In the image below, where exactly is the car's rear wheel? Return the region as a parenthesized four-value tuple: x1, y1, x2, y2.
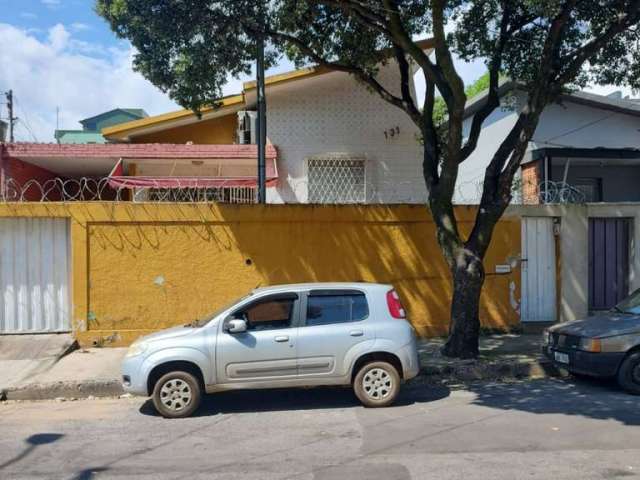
(353, 361, 401, 407)
(617, 351, 640, 395)
(152, 371, 202, 418)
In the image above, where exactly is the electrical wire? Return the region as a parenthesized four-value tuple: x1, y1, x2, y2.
(14, 95, 38, 142)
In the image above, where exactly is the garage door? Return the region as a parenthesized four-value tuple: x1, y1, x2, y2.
(0, 218, 71, 333)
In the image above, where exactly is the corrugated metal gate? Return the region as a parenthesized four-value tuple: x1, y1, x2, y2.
(0, 218, 71, 333)
(589, 218, 630, 311)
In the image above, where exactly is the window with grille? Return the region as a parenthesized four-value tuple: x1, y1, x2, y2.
(307, 156, 366, 204)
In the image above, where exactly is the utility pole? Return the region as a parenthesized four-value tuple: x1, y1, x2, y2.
(256, 2, 267, 204)
(5, 90, 17, 143)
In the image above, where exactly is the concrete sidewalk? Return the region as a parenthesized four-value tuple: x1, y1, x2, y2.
(1, 334, 556, 401)
(2, 347, 128, 401)
(0, 334, 75, 393)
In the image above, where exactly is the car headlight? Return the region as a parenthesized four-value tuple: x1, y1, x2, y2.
(125, 340, 149, 358)
(579, 337, 601, 353)
(543, 329, 550, 346)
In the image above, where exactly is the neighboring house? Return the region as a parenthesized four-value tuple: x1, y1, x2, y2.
(55, 108, 148, 144)
(456, 81, 640, 204)
(102, 40, 433, 204)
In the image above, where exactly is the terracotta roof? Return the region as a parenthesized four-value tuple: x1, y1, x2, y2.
(4, 142, 277, 159)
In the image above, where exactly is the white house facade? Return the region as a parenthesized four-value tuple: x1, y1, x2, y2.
(457, 84, 640, 204)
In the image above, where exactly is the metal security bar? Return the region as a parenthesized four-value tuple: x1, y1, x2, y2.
(307, 156, 366, 204)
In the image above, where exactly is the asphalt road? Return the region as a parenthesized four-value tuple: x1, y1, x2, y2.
(1, 377, 639, 480)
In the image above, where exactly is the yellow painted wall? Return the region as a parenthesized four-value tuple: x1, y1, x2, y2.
(0, 203, 522, 347)
(132, 113, 237, 144)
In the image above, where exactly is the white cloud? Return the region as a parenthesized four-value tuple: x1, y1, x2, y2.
(71, 22, 91, 32)
(41, 0, 61, 7)
(20, 12, 38, 20)
(0, 23, 179, 142)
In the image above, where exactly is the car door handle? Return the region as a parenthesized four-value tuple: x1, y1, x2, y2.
(349, 330, 364, 337)
(274, 335, 289, 342)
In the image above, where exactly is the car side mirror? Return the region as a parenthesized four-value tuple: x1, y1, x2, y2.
(225, 318, 247, 334)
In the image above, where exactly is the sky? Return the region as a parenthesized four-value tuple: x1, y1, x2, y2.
(0, 0, 633, 143)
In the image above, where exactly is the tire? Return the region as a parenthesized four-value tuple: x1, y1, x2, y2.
(353, 361, 401, 408)
(617, 351, 640, 395)
(152, 371, 202, 418)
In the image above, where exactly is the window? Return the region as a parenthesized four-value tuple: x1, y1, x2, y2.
(573, 177, 602, 202)
(236, 296, 296, 331)
(307, 155, 366, 204)
(305, 292, 369, 327)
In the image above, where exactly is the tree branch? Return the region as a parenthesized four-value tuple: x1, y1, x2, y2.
(460, 3, 513, 162)
(556, 1, 640, 85)
(393, 43, 421, 123)
(265, 29, 423, 126)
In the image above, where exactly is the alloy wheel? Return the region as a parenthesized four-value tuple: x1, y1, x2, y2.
(362, 367, 393, 400)
(159, 378, 192, 412)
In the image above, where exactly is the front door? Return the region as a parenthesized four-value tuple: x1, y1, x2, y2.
(296, 289, 373, 378)
(216, 293, 299, 382)
(521, 217, 557, 322)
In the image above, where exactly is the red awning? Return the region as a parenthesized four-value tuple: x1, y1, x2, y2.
(107, 157, 278, 189)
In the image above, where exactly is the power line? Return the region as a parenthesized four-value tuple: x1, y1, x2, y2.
(14, 96, 38, 142)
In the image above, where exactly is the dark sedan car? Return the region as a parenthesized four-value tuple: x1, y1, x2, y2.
(543, 289, 640, 394)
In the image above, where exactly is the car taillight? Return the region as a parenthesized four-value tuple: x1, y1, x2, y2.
(386, 289, 406, 319)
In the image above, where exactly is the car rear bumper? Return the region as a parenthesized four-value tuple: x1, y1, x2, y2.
(543, 345, 626, 377)
(396, 340, 420, 380)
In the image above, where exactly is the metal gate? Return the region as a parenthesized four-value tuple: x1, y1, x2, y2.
(589, 218, 630, 311)
(0, 218, 71, 333)
(521, 217, 557, 322)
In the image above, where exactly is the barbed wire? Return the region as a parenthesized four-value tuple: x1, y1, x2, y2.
(4, 176, 583, 205)
(538, 180, 586, 204)
(0, 176, 431, 204)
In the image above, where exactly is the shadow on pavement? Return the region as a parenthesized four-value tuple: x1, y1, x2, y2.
(139, 382, 451, 418)
(0, 433, 64, 472)
(468, 376, 640, 426)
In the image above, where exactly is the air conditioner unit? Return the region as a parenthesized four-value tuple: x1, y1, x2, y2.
(237, 111, 257, 144)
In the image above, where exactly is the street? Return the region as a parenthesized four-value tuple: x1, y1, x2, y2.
(1, 378, 639, 480)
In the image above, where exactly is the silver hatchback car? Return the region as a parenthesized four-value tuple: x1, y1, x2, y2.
(122, 283, 420, 418)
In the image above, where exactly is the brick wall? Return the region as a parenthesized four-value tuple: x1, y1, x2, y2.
(521, 161, 541, 205)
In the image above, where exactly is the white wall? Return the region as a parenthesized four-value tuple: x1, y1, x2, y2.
(456, 91, 640, 204)
(264, 66, 426, 204)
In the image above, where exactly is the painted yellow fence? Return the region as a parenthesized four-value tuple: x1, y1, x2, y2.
(0, 203, 522, 346)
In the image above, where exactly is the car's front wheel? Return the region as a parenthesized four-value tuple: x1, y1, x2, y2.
(353, 361, 401, 407)
(617, 351, 640, 395)
(152, 371, 202, 418)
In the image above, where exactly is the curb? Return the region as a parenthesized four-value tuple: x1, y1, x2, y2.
(1, 358, 563, 402)
(416, 356, 564, 384)
(3, 380, 124, 401)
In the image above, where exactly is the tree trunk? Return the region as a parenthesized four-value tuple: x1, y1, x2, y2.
(441, 249, 485, 359)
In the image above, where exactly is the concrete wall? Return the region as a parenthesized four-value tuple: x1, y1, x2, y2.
(132, 114, 237, 144)
(0, 203, 521, 346)
(264, 67, 426, 204)
(508, 203, 640, 323)
(458, 91, 640, 203)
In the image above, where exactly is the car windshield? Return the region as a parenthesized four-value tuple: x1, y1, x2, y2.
(189, 293, 252, 327)
(614, 289, 640, 315)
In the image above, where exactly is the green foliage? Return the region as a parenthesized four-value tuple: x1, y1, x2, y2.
(432, 71, 493, 125)
(96, 1, 640, 116)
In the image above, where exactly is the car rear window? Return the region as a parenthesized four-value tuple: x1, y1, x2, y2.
(305, 292, 368, 326)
